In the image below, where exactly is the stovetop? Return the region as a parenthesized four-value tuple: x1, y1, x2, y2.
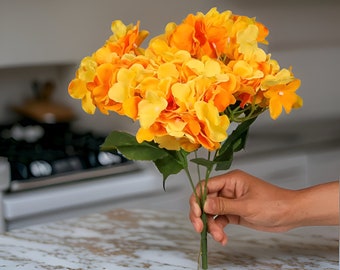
(0, 120, 139, 192)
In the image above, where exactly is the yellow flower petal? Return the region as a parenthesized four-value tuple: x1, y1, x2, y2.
(172, 83, 194, 110)
(158, 62, 179, 80)
(154, 135, 181, 151)
(81, 92, 97, 114)
(109, 82, 126, 102)
(109, 65, 143, 102)
(77, 56, 97, 82)
(233, 60, 263, 79)
(185, 59, 205, 75)
(122, 96, 141, 120)
(165, 119, 186, 137)
(233, 60, 253, 77)
(68, 79, 87, 99)
(195, 101, 229, 142)
(268, 98, 283, 120)
(261, 68, 294, 89)
(136, 127, 154, 143)
(237, 25, 266, 62)
(138, 91, 168, 128)
(203, 58, 221, 77)
(111, 20, 128, 39)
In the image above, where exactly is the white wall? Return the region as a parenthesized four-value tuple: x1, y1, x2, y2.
(0, 0, 339, 134)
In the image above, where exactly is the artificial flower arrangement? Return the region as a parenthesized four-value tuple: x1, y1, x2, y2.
(68, 8, 302, 269)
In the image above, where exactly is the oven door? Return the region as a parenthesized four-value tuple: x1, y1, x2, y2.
(1, 163, 171, 232)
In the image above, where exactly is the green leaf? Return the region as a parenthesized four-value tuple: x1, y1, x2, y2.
(154, 156, 184, 190)
(190, 158, 215, 171)
(232, 127, 251, 152)
(213, 145, 233, 171)
(215, 157, 233, 171)
(116, 145, 168, 160)
(154, 150, 189, 190)
(101, 131, 168, 161)
(219, 117, 256, 156)
(101, 131, 138, 149)
(213, 117, 256, 170)
(101, 131, 190, 189)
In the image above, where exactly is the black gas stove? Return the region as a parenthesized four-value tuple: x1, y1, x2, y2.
(0, 120, 139, 192)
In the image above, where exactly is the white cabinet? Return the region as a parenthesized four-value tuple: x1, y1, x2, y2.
(0, 0, 221, 67)
(0, 1, 113, 67)
(2, 0, 338, 68)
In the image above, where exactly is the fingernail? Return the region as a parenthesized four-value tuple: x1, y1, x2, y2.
(204, 198, 212, 212)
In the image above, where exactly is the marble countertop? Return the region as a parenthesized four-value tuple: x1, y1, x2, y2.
(0, 208, 338, 269)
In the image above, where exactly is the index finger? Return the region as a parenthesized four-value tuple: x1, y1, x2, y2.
(205, 170, 243, 198)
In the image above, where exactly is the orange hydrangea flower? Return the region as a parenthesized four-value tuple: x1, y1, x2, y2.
(69, 8, 302, 152)
(68, 20, 150, 115)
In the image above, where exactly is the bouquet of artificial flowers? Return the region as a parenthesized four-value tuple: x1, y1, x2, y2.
(69, 8, 302, 269)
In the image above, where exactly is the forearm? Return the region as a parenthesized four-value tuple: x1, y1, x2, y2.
(290, 181, 339, 228)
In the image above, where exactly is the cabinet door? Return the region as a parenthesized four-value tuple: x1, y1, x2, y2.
(0, 2, 113, 67)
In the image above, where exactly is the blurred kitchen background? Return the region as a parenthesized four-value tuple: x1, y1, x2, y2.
(0, 0, 339, 232)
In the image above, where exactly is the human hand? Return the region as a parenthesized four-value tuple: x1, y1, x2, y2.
(189, 170, 297, 246)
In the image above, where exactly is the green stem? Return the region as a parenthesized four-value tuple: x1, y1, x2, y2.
(195, 151, 202, 184)
(185, 150, 213, 269)
(184, 166, 208, 270)
(229, 105, 266, 123)
(184, 167, 199, 204)
(199, 154, 213, 270)
(200, 211, 208, 269)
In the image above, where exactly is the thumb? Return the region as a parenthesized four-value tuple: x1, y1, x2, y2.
(204, 197, 241, 216)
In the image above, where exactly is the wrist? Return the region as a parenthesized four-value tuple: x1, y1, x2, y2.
(290, 181, 339, 228)
(278, 189, 302, 230)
